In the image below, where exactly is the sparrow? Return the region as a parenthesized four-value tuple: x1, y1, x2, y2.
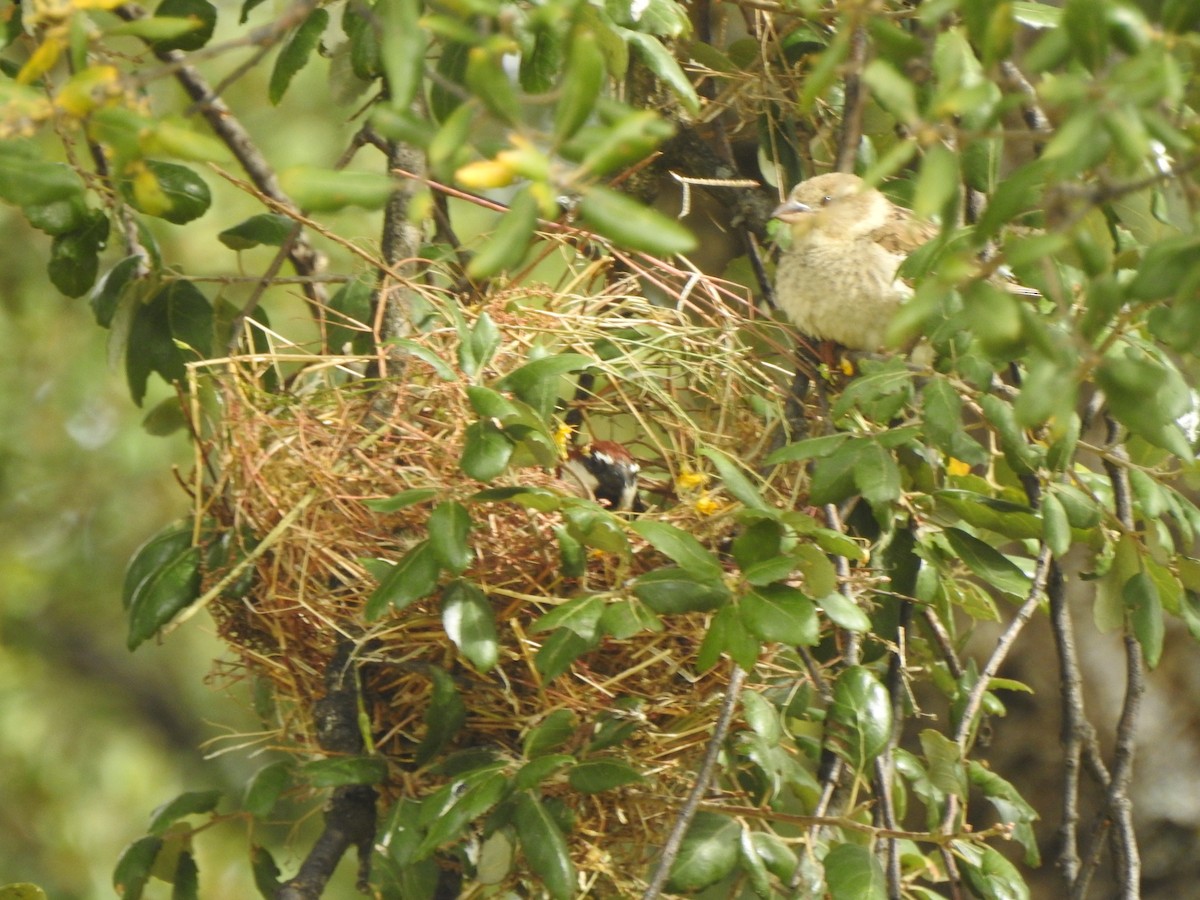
(559, 441, 641, 511)
(771, 172, 937, 352)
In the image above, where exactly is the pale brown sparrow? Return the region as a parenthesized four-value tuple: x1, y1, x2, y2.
(772, 172, 937, 352)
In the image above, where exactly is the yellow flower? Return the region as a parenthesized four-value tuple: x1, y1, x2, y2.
(676, 467, 709, 492)
(947, 458, 971, 477)
(553, 422, 575, 459)
(694, 493, 720, 516)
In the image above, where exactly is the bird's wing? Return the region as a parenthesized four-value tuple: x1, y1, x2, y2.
(869, 207, 938, 254)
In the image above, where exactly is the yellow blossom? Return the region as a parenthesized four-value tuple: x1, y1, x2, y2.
(553, 422, 575, 459)
(947, 458, 971, 477)
(676, 467, 709, 491)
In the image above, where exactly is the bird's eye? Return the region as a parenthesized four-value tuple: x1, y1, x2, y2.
(821, 195, 833, 205)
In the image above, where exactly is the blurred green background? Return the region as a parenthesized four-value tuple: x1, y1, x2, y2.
(0, 31, 378, 891)
(0, 202, 260, 896)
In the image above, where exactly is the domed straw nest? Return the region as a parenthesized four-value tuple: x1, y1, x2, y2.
(191, 270, 811, 894)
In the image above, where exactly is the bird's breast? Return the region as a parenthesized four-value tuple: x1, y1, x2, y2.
(774, 238, 908, 350)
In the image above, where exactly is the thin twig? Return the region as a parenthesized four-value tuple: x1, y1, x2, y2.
(642, 664, 746, 900)
(113, 3, 328, 316)
(835, 23, 869, 174)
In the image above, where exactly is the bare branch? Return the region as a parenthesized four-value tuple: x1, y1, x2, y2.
(642, 664, 746, 900)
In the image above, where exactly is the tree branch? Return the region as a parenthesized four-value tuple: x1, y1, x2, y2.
(277, 642, 378, 900)
(642, 664, 746, 900)
(114, 3, 328, 316)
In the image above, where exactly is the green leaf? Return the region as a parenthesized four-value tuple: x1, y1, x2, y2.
(913, 143, 959, 221)
(465, 45, 521, 123)
(578, 185, 697, 256)
(959, 845, 1031, 900)
(279, 166, 396, 212)
(1128, 235, 1200, 301)
(853, 441, 902, 507)
(979, 393, 1041, 474)
(863, 58, 919, 124)
(415, 768, 509, 859)
(1041, 491, 1071, 559)
(90, 255, 145, 328)
(1097, 349, 1193, 458)
(574, 107, 675, 176)
(0, 144, 87, 230)
(523, 709, 578, 758)
(379, 0, 425, 110)
(461, 420, 515, 482)
(535, 628, 593, 681)
(113, 836, 163, 900)
(944, 527, 1032, 598)
(269, 8, 328, 104)
(470, 312, 502, 373)
(148, 790, 222, 835)
(1063, 0, 1108, 71)
(530, 594, 605, 640)
(808, 442, 865, 506)
(124, 161, 212, 224)
(969, 761, 1041, 866)
(741, 690, 781, 743)
(923, 378, 988, 466)
(250, 845, 281, 898)
(697, 604, 759, 671)
(390, 338, 457, 380)
(126, 543, 201, 650)
(141, 119, 229, 163)
(555, 28, 606, 141)
(415, 667, 466, 766)
(567, 758, 643, 793)
(700, 447, 767, 509)
(740, 584, 819, 646)
(514, 793, 575, 900)
(123, 520, 194, 610)
(301, 756, 388, 787)
(243, 761, 293, 818)
(442, 580, 499, 672)
(825, 843, 887, 900)
(514, 754, 575, 791)
(622, 30, 700, 114)
(936, 490, 1042, 541)
(746, 831, 797, 884)
(364, 539, 440, 620)
(665, 812, 740, 892)
(218, 214, 295, 250)
(497, 352, 593, 419)
(0, 885, 48, 900)
(1125, 571, 1164, 669)
(819, 591, 872, 632)
(630, 520, 722, 580)
(564, 507, 629, 555)
(151, 0, 216, 52)
(48, 209, 109, 297)
(428, 502, 473, 574)
(632, 567, 729, 614)
(362, 488, 438, 512)
(732, 518, 784, 570)
(520, 20, 562, 93)
(598, 597, 662, 638)
(828, 666, 892, 771)
(327, 276, 374, 354)
(466, 187, 538, 280)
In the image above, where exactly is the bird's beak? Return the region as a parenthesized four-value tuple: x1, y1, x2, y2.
(771, 199, 812, 222)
